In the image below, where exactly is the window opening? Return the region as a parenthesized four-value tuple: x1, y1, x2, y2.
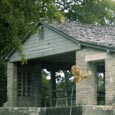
(17, 72, 31, 97)
(41, 69, 51, 107)
(54, 70, 75, 107)
(96, 62, 105, 105)
(41, 69, 75, 107)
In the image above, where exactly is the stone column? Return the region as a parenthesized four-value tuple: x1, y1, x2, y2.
(75, 49, 101, 105)
(7, 62, 17, 107)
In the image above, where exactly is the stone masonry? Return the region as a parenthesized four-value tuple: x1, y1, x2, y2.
(0, 106, 114, 115)
(6, 63, 42, 107)
(6, 47, 115, 107)
(105, 53, 115, 105)
(7, 62, 17, 107)
(75, 47, 115, 105)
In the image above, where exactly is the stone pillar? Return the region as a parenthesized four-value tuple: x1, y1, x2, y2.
(75, 48, 103, 105)
(7, 62, 17, 107)
(105, 54, 115, 105)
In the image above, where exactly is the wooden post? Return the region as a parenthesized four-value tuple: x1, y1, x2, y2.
(51, 70, 56, 106)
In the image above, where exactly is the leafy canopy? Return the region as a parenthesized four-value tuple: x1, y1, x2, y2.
(0, 0, 64, 61)
(0, 0, 64, 106)
(56, 0, 115, 25)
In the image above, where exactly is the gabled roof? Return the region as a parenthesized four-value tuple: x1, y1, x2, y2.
(41, 21, 115, 52)
(1, 21, 115, 63)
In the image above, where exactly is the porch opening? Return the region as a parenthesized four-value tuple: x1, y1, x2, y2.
(38, 51, 76, 107)
(16, 51, 76, 107)
(41, 69, 76, 107)
(96, 61, 105, 105)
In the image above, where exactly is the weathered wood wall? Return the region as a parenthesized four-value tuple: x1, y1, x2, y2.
(9, 27, 79, 62)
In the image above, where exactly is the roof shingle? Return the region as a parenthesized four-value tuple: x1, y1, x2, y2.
(49, 22, 115, 49)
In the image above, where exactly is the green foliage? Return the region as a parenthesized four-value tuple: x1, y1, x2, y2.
(0, 0, 64, 61)
(0, 63, 7, 106)
(56, 70, 75, 106)
(97, 73, 105, 92)
(56, 70, 74, 91)
(41, 70, 51, 107)
(56, 0, 115, 25)
(0, 0, 63, 106)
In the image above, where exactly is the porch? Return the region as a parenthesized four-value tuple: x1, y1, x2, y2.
(7, 51, 76, 107)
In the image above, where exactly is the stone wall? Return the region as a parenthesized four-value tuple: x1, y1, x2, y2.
(0, 107, 46, 115)
(82, 105, 113, 115)
(0, 106, 114, 115)
(7, 47, 115, 107)
(6, 63, 42, 107)
(105, 53, 115, 105)
(75, 47, 115, 105)
(17, 65, 42, 107)
(7, 63, 17, 107)
(76, 48, 105, 105)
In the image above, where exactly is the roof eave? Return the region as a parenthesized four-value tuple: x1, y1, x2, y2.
(80, 41, 115, 53)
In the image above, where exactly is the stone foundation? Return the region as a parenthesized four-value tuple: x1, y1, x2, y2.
(0, 106, 114, 115)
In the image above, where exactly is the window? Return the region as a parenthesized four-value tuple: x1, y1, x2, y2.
(96, 62, 105, 105)
(17, 72, 31, 97)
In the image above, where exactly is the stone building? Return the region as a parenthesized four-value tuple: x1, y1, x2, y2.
(4, 21, 115, 107)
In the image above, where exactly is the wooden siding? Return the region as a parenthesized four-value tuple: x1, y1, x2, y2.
(9, 27, 80, 62)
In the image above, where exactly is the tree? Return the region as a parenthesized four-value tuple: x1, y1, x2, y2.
(0, 63, 7, 106)
(0, 0, 64, 61)
(56, 0, 115, 25)
(0, 0, 64, 106)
